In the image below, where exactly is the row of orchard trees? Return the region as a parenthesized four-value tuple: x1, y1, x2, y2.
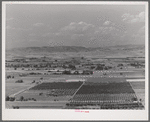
(62, 70, 93, 75)
(6, 96, 36, 101)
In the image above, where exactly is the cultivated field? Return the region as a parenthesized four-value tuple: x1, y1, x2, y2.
(5, 52, 145, 109)
(66, 80, 144, 109)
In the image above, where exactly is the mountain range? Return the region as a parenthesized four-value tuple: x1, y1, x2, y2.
(6, 45, 145, 57)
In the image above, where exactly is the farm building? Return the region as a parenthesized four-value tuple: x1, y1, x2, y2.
(66, 79, 86, 82)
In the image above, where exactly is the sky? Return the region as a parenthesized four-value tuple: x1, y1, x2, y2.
(6, 3, 146, 49)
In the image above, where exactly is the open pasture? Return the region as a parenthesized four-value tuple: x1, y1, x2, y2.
(109, 71, 144, 77)
(130, 82, 145, 89)
(93, 70, 144, 78)
(29, 81, 83, 90)
(6, 76, 41, 84)
(6, 101, 66, 109)
(6, 83, 30, 96)
(6, 76, 42, 94)
(6, 73, 49, 97)
(15, 91, 71, 101)
(130, 81, 145, 106)
(85, 77, 126, 83)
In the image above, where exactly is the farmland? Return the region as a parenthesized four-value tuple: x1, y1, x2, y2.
(76, 82, 135, 94)
(29, 82, 83, 90)
(5, 46, 145, 109)
(14, 82, 83, 101)
(66, 81, 144, 109)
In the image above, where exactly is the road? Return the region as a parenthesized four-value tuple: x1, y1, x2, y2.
(72, 81, 85, 97)
(9, 83, 41, 98)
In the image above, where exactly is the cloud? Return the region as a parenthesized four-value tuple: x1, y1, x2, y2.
(71, 34, 84, 40)
(6, 26, 32, 31)
(33, 23, 44, 27)
(60, 21, 95, 34)
(103, 21, 111, 25)
(47, 40, 65, 46)
(97, 26, 119, 34)
(41, 21, 129, 47)
(43, 22, 97, 39)
(46, 21, 122, 40)
(122, 11, 145, 23)
(42, 32, 62, 37)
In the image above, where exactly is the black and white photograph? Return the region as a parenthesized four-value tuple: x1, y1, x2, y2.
(2, 1, 149, 120)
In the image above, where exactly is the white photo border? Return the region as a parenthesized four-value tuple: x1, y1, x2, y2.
(2, 1, 149, 120)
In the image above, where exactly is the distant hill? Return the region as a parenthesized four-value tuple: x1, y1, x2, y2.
(7, 46, 95, 54)
(6, 45, 145, 58)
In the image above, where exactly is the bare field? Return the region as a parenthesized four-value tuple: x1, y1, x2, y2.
(6, 83, 30, 96)
(6, 101, 67, 109)
(130, 82, 145, 106)
(15, 91, 71, 101)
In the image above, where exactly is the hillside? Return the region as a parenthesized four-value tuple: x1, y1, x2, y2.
(6, 45, 145, 58)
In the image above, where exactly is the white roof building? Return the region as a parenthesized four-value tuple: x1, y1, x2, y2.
(66, 79, 86, 82)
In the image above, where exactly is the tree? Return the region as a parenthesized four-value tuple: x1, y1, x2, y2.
(69, 64, 76, 70)
(66, 103, 69, 106)
(20, 96, 24, 101)
(15, 79, 23, 83)
(96, 65, 103, 70)
(117, 64, 123, 67)
(7, 75, 11, 79)
(13, 106, 19, 109)
(90, 66, 95, 69)
(6, 96, 9, 101)
(39, 93, 43, 96)
(62, 65, 67, 69)
(132, 97, 137, 101)
(83, 70, 93, 75)
(74, 71, 79, 75)
(104, 67, 108, 70)
(63, 70, 71, 75)
(9, 97, 15, 101)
